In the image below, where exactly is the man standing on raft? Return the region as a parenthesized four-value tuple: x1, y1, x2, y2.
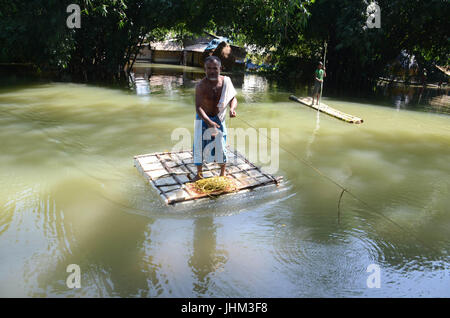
(311, 61, 326, 105)
(193, 56, 238, 181)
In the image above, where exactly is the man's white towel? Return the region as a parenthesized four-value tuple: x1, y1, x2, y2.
(217, 76, 237, 122)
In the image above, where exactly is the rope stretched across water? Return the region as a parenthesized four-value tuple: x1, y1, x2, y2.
(232, 115, 445, 253)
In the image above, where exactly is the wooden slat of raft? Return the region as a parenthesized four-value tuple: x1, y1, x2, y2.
(289, 95, 364, 124)
(233, 149, 280, 185)
(134, 149, 283, 205)
(156, 152, 193, 203)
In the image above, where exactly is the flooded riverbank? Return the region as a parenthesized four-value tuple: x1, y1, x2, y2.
(0, 64, 449, 297)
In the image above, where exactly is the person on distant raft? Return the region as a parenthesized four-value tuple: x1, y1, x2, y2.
(193, 56, 238, 181)
(311, 61, 326, 105)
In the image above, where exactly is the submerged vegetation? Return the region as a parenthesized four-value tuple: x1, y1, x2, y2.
(1, 0, 448, 87)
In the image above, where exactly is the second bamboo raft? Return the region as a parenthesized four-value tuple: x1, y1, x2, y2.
(289, 95, 364, 124)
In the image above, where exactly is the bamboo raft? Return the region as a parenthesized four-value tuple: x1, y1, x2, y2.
(134, 148, 283, 205)
(435, 65, 450, 77)
(289, 95, 364, 124)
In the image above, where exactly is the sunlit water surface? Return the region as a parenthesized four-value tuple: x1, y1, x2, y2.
(0, 64, 449, 297)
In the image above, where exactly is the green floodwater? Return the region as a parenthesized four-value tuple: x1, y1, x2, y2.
(0, 64, 449, 297)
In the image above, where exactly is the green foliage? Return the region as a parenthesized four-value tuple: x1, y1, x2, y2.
(0, 0, 208, 81)
(0, 0, 74, 68)
(378, 0, 449, 65)
(67, 0, 195, 81)
(265, 0, 449, 88)
(0, 0, 447, 86)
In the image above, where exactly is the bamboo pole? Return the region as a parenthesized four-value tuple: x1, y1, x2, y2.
(319, 41, 327, 106)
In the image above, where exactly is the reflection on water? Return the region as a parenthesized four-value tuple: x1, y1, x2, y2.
(374, 80, 449, 114)
(130, 63, 204, 97)
(131, 63, 449, 114)
(130, 64, 276, 104)
(241, 75, 269, 103)
(189, 217, 227, 296)
(0, 64, 449, 297)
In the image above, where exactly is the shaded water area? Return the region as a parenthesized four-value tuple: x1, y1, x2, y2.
(0, 64, 449, 297)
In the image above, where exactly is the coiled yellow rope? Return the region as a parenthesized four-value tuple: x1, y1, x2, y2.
(190, 176, 238, 194)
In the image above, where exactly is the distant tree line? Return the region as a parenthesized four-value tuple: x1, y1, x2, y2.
(0, 0, 448, 87)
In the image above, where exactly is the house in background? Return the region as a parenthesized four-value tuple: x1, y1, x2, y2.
(183, 34, 247, 71)
(183, 43, 209, 67)
(134, 44, 152, 62)
(135, 33, 247, 71)
(150, 40, 183, 64)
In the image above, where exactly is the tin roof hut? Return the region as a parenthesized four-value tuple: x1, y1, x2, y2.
(139, 33, 247, 70)
(183, 42, 209, 67)
(150, 40, 183, 64)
